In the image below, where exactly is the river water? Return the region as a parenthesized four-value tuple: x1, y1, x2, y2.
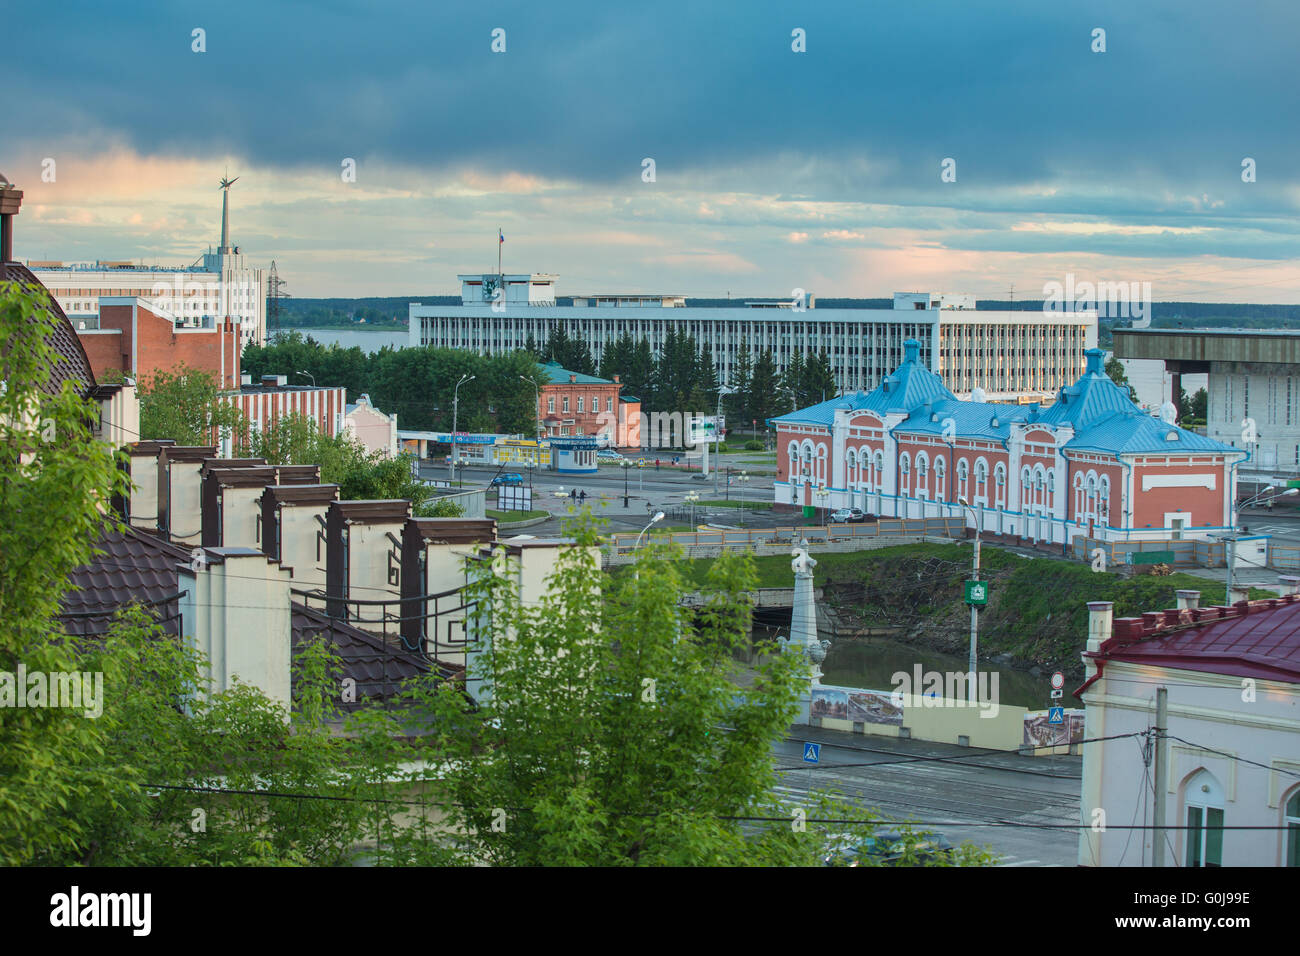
(282, 329, 409, 353)
(819, 637, 1052, 711)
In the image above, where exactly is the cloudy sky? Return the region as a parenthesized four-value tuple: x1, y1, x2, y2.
(5, 0, 1299, 300)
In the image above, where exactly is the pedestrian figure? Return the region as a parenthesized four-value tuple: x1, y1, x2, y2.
(579, 489, 587, 503)
(570, 488, 577, 501)
(655, 458, 660, 470)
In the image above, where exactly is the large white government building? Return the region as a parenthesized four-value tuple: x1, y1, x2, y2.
(410, 274, 1097, 402)
(27, 179, 266, 346)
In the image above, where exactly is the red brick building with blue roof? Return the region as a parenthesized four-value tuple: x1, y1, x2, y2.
(770, 339, 1247, 545)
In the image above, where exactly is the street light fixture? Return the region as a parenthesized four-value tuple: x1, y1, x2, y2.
(635, 511, 665, 551)
(620, 458, 632, 508)
(957, 495, 981, 707)
(814, 485, 829, 526)
(684, 490, 700, 529)
(737, 471, 750, 526)
(451, 373, 475, 484)
(713, 383, 734, 496)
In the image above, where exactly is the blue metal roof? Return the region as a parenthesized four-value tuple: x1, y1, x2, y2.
(1067, 413, 1243, 456)
(895, 399, 1036, 441)
(770, 341, 1241, 459)
(768, 338, 953, 428)
(1037, 349, 1138, 428)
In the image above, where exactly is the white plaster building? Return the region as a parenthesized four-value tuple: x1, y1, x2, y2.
(411, 273, 1097, 403)
(1077, 589, 1300, 867)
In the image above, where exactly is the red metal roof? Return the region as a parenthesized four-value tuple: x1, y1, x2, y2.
(1091, 596, 1300, 683)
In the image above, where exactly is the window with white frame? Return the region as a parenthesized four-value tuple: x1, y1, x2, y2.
(934, 457, 946, 499)
(957, 458, 969, 500)
(1184, 769, 1225, 867)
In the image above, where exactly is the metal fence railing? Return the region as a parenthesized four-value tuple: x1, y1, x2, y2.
(607, 515, 965, 555)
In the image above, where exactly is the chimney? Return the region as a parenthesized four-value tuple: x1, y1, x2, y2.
(260, 483, 339, 588)
(569, 374, 577, 384)
(1229, 584, 1252, 605)
(1175, 589, 1200, 611)
(613, 375, 621, 384)
(1086, 601, 1113, 653)
(157, 445, 219, 543)
(201, 465, 279, 548)
(0, 181, 22, 262)
(324, 499, 412, 622)
(399, 517, 498, 660)
(241, 373, 252, 386)
(1277, 575, 1300, 597)
(124, 440, 175, 531)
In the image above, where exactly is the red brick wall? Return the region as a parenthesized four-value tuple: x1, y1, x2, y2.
(1131, 459, 1227, 530)
(82, 302, 240, 387)
(540, 381, 624, 437)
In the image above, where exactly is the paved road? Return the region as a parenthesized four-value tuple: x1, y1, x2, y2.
(769, 725, 1083, 867)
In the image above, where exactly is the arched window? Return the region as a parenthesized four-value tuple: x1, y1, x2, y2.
(1047, 470, 1056, 511)
(934, 457, 946, 500)
(975, 459, 988, 502)
(788, 441, 799, 478)
(861, 446, 875, 490)
(846, 449, 857, 487)
(899, 453, 911, 496)
(1285, 788, 1300, 867)
(957, 458, 969, 500)
(916, 452, 929, 499)
(994, 463, 1007, 508)
(816, 444, 828, 484)
(1184, 769, 1225, 867)
(1074, 473, 1085, 518)
(1098, 475, 1110, 522)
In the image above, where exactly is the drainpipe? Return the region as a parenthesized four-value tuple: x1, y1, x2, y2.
(1061, 449, 1072, 557)
(1119, 456, 1134, 543)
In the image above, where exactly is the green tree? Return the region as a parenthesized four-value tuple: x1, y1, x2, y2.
(727, 344, 753, 431)
(0, 281, 134, 864)
(750, 348, 783, 424)
(783, 351, 806, 406)
(804, 351, 837, 406)
(1104, 356, 1139, 403)
(407, 511, 996, 866)
(136, 364, 247, 447)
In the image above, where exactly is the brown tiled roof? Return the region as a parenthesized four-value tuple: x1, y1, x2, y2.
(1, 261, 97, 396)
(60, 523, 191, 637)
(60, 521, 440, 704)
(291, 603, 438, 708)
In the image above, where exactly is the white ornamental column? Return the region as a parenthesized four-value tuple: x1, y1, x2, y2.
(785, 542, 828, 724)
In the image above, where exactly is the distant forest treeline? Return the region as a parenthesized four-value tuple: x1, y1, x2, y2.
(270, 295, 1300, 338)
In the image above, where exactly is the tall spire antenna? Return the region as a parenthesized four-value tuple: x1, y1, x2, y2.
(218, 174, 239, 254)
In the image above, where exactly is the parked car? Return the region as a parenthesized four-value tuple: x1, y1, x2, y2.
(490, 473, 524, 486)
(822, 829, 955, 866)
(847, 508, 867, 522)
(829, 508, 855, 523)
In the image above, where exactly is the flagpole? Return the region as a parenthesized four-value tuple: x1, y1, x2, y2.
(498, 226, 502, 278)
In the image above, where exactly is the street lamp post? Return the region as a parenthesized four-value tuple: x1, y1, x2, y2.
(958, 496, 981, 707)
(637, 458, 645, 494)
(737, 471, 749, 526)
(814, 485, 829, 526)
(1225, 485, 1297, 600)
(295, 370, 315, 387)
(684, 491, 700, 529)
(451, 373, 475, 485)
(621, 459, 631, 508)
(714, 384, 733, 496)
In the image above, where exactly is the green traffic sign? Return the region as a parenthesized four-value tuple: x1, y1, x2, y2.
(964, 580, 988, 605)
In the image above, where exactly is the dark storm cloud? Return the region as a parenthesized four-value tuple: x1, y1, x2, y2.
(7, 0, 1298, 195)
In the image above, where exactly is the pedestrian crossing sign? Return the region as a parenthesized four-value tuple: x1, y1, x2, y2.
(1048, 706, 1065, 724)
(803, 743, 820, 763)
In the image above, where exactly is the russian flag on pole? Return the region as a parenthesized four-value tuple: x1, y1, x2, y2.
(499, 229, 505, 244)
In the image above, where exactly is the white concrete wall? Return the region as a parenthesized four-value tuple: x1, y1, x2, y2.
(1080, 660, 1300, 867)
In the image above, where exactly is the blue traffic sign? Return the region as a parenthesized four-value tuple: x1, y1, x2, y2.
(1048, 706, 1065, 724)
(802, 742, 821, 764)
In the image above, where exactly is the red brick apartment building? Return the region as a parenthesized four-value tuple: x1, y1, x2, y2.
(76, 296, 243, 387)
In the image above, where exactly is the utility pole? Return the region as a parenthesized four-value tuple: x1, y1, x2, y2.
(1152, 686, 1169, 867)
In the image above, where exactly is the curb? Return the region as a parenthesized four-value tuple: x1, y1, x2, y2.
(493, 514, 552, 530)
